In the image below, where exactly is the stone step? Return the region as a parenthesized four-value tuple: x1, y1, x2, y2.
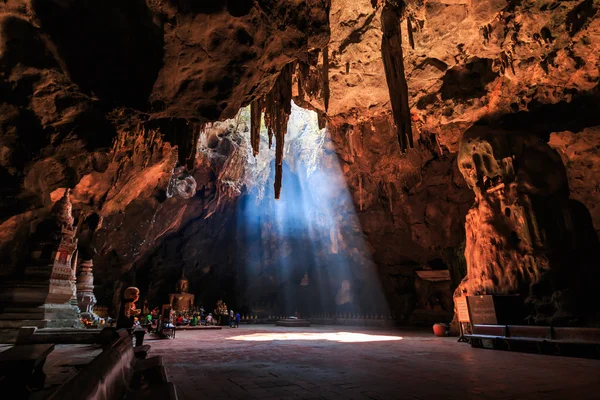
(17, 327, 103, 344)
(0, 329, 19, 343)
(0, 312, 46, 320)
(0, 320, 48, 329)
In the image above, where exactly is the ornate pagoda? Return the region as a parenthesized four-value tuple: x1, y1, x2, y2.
(0, 190, 81, 342)
(77, 259, 99, 322)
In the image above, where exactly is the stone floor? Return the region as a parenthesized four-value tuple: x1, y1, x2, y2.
(147, 325, 600, 400)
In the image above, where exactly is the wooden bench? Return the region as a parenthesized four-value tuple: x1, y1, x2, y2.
(466, 324, 600, 358)
(0, 343, 55, 396)
(49, 329, 177, 400)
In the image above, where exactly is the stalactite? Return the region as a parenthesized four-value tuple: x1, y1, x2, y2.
(263, 62, 295, 199)
(249, 49, 328, 198)
(142, 118, 203, 170)
(322, 46, 330, 112)
(296, 50, 321, 103)
(308, 49, 320, 67)
(407, 17, 415, 50)
(297, 61, 310, 101)
(386, 182, 394, 215)
(359, 174, 364, 211)
(274, 123, 284, 199)
(348, 126, 355, 161)
(268, 125, 273, 149)
(317, 113, 327, 130)
(250, 99, 262, 156)
(381, 2, 413, 153)
(186, 123, 204, 170)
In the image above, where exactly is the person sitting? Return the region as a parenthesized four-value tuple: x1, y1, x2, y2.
(176, 314, 184, 326)
(161, 307, 174, 329)
(145, 313, 153, 332)
(190, 314, 198, 326)
(150, 308, 158, 332)
(206, 313, 213, 325)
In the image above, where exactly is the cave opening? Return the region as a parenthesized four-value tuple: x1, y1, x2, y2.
(237, 102, 389, 318)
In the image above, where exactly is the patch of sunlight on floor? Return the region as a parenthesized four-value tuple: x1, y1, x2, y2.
(228, 332, 403, 343)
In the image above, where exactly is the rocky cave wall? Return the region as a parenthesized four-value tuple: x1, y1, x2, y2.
(324, 0, 600, 324)
(1, 0, 599, 324)
(0, 0, 331, 300)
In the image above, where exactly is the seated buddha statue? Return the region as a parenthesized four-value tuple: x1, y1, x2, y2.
(169, 270, 195, 312)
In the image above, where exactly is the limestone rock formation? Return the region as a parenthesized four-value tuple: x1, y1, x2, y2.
(455, 125, 600, 324)
(550, 126, 600, 238)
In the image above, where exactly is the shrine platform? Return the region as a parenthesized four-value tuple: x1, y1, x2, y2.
(275, 319, 311, 327)
(15, 327, 103, 345)
(173, 325, 223, 331)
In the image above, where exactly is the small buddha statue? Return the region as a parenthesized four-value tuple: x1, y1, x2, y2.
(51, 189, 75, 229)
(117, 286, 140, 329)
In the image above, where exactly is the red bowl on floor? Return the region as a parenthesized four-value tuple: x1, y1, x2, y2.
(433, 323, 448, 337)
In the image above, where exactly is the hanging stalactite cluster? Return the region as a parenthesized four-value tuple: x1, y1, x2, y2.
(143, 118, 205, 171)
(296, 48, 330, 129)
(265, 62, 294, 199)
(296, 50, 321, 103)
(249, 47, 330, 199)
(381, 1, 413, 153)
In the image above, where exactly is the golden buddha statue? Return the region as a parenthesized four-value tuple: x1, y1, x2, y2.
(169, 270, 195, 312)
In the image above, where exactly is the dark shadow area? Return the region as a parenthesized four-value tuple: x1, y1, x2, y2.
(495, 84, 600, 140)
(441, 57, 498, 101)
(145, 119, 201, 170)
(31, 0, 164, 109)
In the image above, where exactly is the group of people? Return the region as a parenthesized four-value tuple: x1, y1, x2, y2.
(228, 310, 241, 328)
(140, 302, 242, 332)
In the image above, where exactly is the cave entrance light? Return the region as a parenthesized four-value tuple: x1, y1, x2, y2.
(237, 102, 389, 319)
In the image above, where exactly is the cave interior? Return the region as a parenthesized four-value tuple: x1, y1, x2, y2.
(1, 0, 600, 398)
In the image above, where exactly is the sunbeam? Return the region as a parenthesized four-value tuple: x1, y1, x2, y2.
(237, 102, 389, 318)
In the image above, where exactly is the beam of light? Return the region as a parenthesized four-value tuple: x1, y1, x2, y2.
(228, 332, 403, 343)
(237, 102, 389, 318)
